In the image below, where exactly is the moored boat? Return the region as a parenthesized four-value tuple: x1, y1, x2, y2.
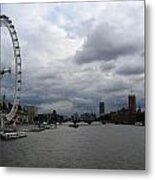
(134, 122, 143, 126)
(0, 131, 27, 140)
(69, 124, 79, 128)
(29, 128, 45, 132)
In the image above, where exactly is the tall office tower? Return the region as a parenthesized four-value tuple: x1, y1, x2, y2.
(99, 102, 105, 116)
(128, 94, 136, 113)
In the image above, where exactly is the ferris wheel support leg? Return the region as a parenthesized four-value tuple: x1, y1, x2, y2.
(0, 116, 5, 130)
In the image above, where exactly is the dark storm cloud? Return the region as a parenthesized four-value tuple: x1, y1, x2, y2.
(103, 85, 129, 94)
(36, 72, 63, 81)
(97, 79, 130, 94)
(115, 64, 144, 76)
(114, 53, 144, 76)
(100, 61, 116, 72)
(74, 0, 144, 65)
(75, 21, 143, 64)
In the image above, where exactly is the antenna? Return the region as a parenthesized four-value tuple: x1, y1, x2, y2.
(130, 87, 134, 95)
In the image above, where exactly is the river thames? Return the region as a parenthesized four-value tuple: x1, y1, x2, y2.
(0, 123, 145, 170)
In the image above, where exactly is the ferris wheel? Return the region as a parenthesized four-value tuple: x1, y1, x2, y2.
(0, 15, 22, 122)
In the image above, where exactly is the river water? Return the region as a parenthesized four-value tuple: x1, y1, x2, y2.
(0, 123, 145, 170)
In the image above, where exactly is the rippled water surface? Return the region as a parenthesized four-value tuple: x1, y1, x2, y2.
(0, 123, 145, 170)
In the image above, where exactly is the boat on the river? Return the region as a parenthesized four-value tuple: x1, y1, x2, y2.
(134, 122, 143, 126)
(69, 124, 79, 128)
(29, 128, 45, 132)
(0, 131, 27, 140)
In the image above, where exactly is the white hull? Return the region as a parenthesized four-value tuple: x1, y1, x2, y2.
(0, 131, 27, 140)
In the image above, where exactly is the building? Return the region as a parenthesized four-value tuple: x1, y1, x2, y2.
(128, 94, 136, 123)
(24, 105, 38, 123)
(99, 102, 105, 116)
(117, 107, 129, 124)
(80, 113, 96, 124)
(0, 100, 38, 124)
(128, 94, 136, 113)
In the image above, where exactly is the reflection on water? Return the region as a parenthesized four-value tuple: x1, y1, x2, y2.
(0, 123, 145, 170)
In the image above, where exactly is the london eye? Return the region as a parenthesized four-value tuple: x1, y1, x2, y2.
(0, 15, 22, 124)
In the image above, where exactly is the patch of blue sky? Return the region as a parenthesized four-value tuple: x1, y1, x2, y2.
(45, 3, 78, 24)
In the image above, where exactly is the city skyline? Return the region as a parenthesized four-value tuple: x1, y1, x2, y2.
(0, 1, 144, 115)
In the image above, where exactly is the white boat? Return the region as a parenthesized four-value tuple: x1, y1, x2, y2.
(0, 131, 27, 140)
(135, 122, 143, 126)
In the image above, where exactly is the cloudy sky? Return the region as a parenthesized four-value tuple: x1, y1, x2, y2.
(0, 0, 144, 115)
